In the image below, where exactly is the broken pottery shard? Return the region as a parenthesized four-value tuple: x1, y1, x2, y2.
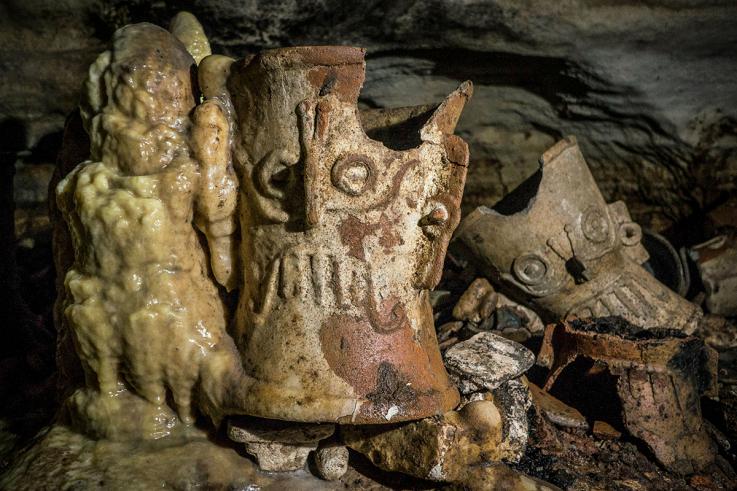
(314, 445, 350, 481)
(689, 234, 737, 316)
(453, 277, 497, 323)
(527, 381, 588, 430)
(444, 332, 534, 394)
(540, 317, 718, 474)
(453, 136, 702, 334)
(219, 46, 472, 424)
(343, 399, 508, 482)
(592, 420, 622, 440)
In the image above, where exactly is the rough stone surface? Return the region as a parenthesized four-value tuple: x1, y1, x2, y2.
(447, 463, 562, 491)
(444, 332, 535, 394)
(491, 379, 533, 463)
(343, 399, 508, 482)
(314, 445, 349, 481)
(3, 1, 737, 231)
(243, 442, 314, 472)
(0, 424, 339, 490)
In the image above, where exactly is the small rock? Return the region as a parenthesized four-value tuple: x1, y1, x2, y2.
(343, 399, 509, 482)
(438, 336, 460, 351)
(227, 417, 335, 472)
(452, 278, 496, 323)
(527, 382, 588, 430)
(592, 421, 621, 440)
(444, 332, 535, 394)
(495, 292, 545, 334)
(244, 442, 312, 472)
(313, 445, 349, 481)
(696, 314, 737, 351)
(437, 321, 464, 343)
(490, 378, 532, 463)
(429, 290, 454, 309)
(499, 326, 532, 343)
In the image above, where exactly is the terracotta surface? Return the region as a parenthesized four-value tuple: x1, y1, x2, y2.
(453, 136, 702, 333)
(217, 46, 472, 423)
(539, 318, 718, 474)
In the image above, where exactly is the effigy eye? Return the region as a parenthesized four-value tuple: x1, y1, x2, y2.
(331, 155, 374, 196)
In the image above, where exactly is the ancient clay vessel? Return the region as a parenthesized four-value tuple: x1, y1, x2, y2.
(453, 137, 701, 333)
(539, 318, 718, 474)
(219, 47, 472, 423)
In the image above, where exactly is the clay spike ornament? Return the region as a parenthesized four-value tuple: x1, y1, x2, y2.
(453, 136, 702, 333)
(218, 46, 472, 424)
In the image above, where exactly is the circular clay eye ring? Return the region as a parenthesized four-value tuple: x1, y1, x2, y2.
(581, 207, 610, 243)
(513, 253, 549, 285)
(331, 154, 376, 196)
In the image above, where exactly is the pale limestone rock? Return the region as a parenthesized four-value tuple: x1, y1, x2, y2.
(444, 332, 534, 394)
(344, 399, 510, 482)
(314, 445, 349, 481)
(227, 418, 335, 473)
(243, 442, 313, 472)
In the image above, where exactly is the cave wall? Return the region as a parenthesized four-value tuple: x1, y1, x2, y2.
(3, 0, 737, 246)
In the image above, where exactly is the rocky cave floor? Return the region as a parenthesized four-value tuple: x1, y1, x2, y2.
(1, 233, 737, 490)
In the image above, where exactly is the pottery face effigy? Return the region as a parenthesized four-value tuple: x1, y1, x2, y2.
(217, 47, 472, 424)
(454, 137, 702, 334)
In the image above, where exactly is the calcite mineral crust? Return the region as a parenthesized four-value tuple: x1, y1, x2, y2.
(55, 21, 242, 439)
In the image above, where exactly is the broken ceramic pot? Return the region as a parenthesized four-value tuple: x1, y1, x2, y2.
(539, 317, 718, 475)
(453, 137, 702, 333)
(216, 46, 473, 424)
